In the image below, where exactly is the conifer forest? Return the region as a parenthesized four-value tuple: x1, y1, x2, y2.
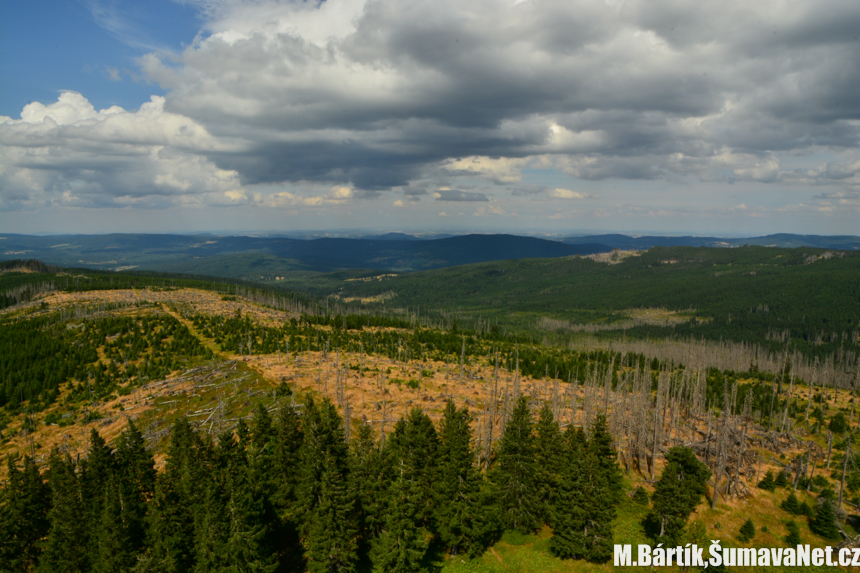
(1, 251, 860, 572)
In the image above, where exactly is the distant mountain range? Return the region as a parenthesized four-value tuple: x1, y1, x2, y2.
(0, 233, 609, 274)
(561, 233, 860, 250)
(1, 232, 856, 278)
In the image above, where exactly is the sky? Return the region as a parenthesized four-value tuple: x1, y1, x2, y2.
(1, 0, 859, 236)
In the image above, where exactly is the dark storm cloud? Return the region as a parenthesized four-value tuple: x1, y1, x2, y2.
(144, 0, 860, 189)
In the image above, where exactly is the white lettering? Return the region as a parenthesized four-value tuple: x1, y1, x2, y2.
(812, 548, 824, 567)
(709, 540, 723, 567)
(614, 545, 632, 567)
(770, 547, 783, 566)
(691, 544, 705, 567)
(738, 547, 756, 566)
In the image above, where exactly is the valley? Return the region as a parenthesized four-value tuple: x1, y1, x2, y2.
(1, 245, 859, 572)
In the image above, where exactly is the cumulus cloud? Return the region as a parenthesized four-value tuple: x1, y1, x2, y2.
(3, 0, 860, 216)
(0, 92, 243, 210)
(548, 188, 597, 200)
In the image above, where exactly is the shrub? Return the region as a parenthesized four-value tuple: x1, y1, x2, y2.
(810, 501, 841, 540)
(781, 492, 800, 515)
(632, 486, 650, 506)
(739, 519, 755, 542)
(830, 412, 849, 434)
(785, 520, 802, 546)
(758, 470, 777, 491)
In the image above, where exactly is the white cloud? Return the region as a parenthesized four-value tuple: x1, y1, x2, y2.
(0, 92, 242, 210)
(548, 188, 597, 199)
(442, 156, 530, 184)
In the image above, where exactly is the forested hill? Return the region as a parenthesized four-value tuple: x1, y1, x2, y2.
(562, 233, 860, 250)
(0, 258, 316, 312)
(0, 233, 610, 273)
(325, 245, 860, 358)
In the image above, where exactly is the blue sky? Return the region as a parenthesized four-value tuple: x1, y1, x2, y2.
(1, 0, 859, 236)
(0, 0, 200, 115)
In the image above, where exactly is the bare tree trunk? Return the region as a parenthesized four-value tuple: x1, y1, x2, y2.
(806, 360, 819, 422)
(840, 438, 852, 509)
(792, 454, 803, 491)
(756, 440, 764, 485)
(651, 385, 661, 481)
(459, 336, 465, 385)
(781, 373, 795, 433)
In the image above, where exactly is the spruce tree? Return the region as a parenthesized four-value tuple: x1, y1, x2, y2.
(351, 421, 396, 566)
(550, 427, 589, 560)
(648, 446, 711, 545)
(112, 420, 156, 566)
(299, 398, 350, 519)
(299, 399, 357, 573)
(274, 401, 304, 516)
(580, 415, 621, 562)
(193, 479, 232, 573)
(785, 520, 802, 546)
(80, 430, 114, 566)
(115, 420, 156, 499)
(94, 476, 137, 573)
(758, 470, 776, 491)
(435, 400, 488, 557)
(809, 500, 841, 540)
(0, 455, 50, 572)
(632, 486, 650, 506)
(144, 470, 195, 573)
(550, 421, 619, 563)
(388, 407, 439, 527)
(534, 403, 564, 526)
(738, 518, 755, 542)
(250, 403, 278, 493)
(489, 395, 541, 533)
(781, 492, 800, 515)
(305, 455, 358, 573)
(370, 464, 429, 573)
(224, 463, 279, 573)
(775, 470, 789, 488)
(39, 451, 90, 573)
(587, 413, 623, 503)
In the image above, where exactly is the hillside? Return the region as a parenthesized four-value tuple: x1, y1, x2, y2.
(314, 245, 860, 359)
(2, 268, 860, 572)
